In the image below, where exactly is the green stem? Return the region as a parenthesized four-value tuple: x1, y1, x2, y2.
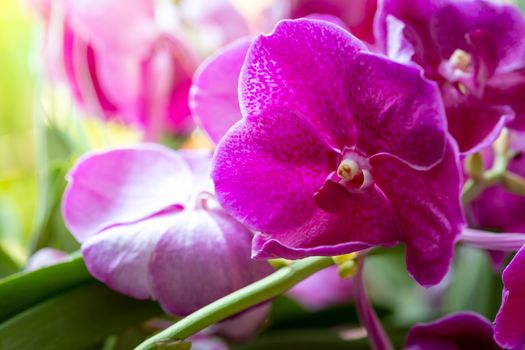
(134, 256, 334, 350)
(461, 170, 503, 206)
(461, 129, 515, 206)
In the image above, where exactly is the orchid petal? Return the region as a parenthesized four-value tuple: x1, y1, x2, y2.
(63, 144, 192, 242)
(495, 246, 525, 348)
(348, 51, 447, 169)
(212, 110, 338, 234)
(150, 209, 272, 316)
(406, 312, 500, 350)
(370, 141, 464, 285)
(190, 38, 251, 144)
(240, 19, 365, 150)
(81, 212, 180, 299)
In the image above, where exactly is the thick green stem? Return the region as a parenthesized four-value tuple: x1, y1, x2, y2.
(134, 256, 334, 350)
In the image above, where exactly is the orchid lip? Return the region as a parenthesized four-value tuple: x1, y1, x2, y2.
(337, 159, 359, 180)
(438, 49, 473, 89)
(449, 49, 472, 72)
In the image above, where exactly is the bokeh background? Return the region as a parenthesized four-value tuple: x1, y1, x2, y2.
(1, 0, 525, 335)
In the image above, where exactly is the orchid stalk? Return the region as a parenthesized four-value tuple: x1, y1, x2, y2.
(134, 256, 334, 350)
(353, 256, 394, 350)
(462, 129, 514, 205)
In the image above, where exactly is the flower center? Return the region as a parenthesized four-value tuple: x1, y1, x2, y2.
(336, 152, 373, 191)
(449, 49, 471, 72)
(337, 159, 359, 180)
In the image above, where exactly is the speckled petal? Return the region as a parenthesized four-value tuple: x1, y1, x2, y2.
(212, 110, 338, 234)
(240, 18, 365, 150)
(370, 141, 464, 286)
(251, 185, 401, 259)
(348, 51, 447, 169)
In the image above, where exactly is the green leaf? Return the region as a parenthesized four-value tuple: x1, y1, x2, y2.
(269, 296, 361, 331)
(443, 246, 498, 318)
(366, 250, 433, 326)
(0, 252, 91, 322)
(0, 243, 19, 278)
(234, 329, 370, 350)
(0, 282, 163, 350)
(29, 158, 79, 254)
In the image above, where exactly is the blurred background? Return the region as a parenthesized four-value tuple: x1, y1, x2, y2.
(1, 0, 525, 335)
(0, 0, 145, 273)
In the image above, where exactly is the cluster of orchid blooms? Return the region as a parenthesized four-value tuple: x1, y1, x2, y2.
(27, 0, 525, 349)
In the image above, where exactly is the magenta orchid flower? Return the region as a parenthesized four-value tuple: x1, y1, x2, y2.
(405, 312, 501, 350)
(210, 18, 464, 286)
(190, 19, 348, 145)
(62, 144, 272, 317)
(375, 0, 525, 154)
(494, 245, 525, 349)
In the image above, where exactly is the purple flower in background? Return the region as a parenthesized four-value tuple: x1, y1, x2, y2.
(31, 0, 198, 138)
(287, 266, 353, 311)
(405, 312, 501, 350)
(375, 0, 525, 154)
(62, 144, 272, 317)
(190, 17, 347, 145)
(495, 245, 525, 349)
(212, 304, 270, 341)
(211, 19, 464, 286)
(189, 334, 229, 350)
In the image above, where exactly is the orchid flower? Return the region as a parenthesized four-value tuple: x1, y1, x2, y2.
(62, 144, 272, 318)
(210, 18, 464, 286)
(375, 0, 525, 154)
